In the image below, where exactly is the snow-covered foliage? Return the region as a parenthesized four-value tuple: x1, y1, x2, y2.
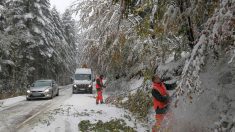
(176, 0, 235, 98)
(74, 0, 234, 130)
(73, 0, 234, 95)
(72, 0, 183, 81)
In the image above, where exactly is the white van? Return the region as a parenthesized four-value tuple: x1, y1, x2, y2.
(73, 68, 93, 94)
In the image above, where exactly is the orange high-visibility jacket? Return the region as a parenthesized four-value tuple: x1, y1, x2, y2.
(96, 77, 103, 89)
(152, 82, 169, 110)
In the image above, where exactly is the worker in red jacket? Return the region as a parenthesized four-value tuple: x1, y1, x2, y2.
(151, 75, 176, 131)
(96, 75, 105, 104)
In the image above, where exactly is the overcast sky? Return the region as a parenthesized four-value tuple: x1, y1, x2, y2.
(50, 0, 75, 13)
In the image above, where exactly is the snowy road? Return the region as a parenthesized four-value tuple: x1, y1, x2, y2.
(0, 85, 73, 132)
(0, 86, 147, 132)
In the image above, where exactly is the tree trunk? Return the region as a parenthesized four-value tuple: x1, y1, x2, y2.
(187, 16, 195, 49)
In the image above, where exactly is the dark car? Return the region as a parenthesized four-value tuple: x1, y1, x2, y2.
(26, 80, 59, 100)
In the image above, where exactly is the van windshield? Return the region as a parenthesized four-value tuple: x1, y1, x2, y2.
(75, 74, 91, 80)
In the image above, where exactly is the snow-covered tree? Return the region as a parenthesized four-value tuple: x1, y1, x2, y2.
(73, 0, 234, 92)
(62, 9, 76, 49)
(0, 1, 5, 31)
(51, 7, 77, 84)
(0, 0, 78, 95)
(74, 0, 234, 130)
(72, 0, 180, 80)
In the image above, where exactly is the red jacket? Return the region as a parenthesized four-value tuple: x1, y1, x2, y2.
(152, 82, 169, 110)
(96, 77, 103, 89)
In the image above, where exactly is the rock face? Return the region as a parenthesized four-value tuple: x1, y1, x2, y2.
(172, 54, 235, 132)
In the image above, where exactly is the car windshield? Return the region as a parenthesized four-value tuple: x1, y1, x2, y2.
(75, 74, 91, 80)
(33, 81, 51, 87)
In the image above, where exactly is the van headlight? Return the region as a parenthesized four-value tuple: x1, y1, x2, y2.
(73, 84, 77, 87)
(88, 85, 92, 87)
(44, 89, 50, 93)
(27, 90, 31, 93)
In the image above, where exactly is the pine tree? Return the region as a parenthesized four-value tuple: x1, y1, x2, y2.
(2, 0, 29, 90)
(51, 7, 75, 84)
(62, 9, 76, 50)
(61, 9, 77, 72)
(51, 7, 66, 41)
(0, 0, 78, 95)
(0, 0, 5, 31)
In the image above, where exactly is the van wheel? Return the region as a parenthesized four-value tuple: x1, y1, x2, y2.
(56, 90, 59, 96)
(89, 90, 93, 94)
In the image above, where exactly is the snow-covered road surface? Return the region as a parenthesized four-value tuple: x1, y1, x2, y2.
(0, 86, 148, 132)
(0, 85, 72, 132)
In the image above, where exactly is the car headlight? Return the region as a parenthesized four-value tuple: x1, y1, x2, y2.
(88, 85, 92, 87)
(27, 90, 31, 93)
(44, 89, 50, 93)
(73, 84, 77, 87)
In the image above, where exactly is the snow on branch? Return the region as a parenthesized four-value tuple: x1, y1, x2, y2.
(175, 0, 234, 98)
(176, 34, 207, 97)
(228, 49, 235, 64)
(1, 60, 15, 66)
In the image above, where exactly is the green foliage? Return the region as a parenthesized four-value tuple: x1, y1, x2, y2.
(132, 1, 169, 38)
(120, 89, 153, 121)
(136, 16, 151, 38)
(143, 69, 154, 83)
(178, 23, 188, 35)
(78, 119, 136, 132)
(79, 120, 91, 131)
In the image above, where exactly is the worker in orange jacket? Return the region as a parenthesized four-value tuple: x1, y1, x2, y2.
(96, 75, 105, 104)
(151, 75, 176, 131)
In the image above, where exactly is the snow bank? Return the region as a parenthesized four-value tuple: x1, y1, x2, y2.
(0, 96, 25, 109)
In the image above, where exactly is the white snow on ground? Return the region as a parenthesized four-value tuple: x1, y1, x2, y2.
(28, 94, 147, 132)
(0, 96, 25, 110)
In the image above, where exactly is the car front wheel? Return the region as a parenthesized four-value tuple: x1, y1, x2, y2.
(50, 92, 53, 99)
